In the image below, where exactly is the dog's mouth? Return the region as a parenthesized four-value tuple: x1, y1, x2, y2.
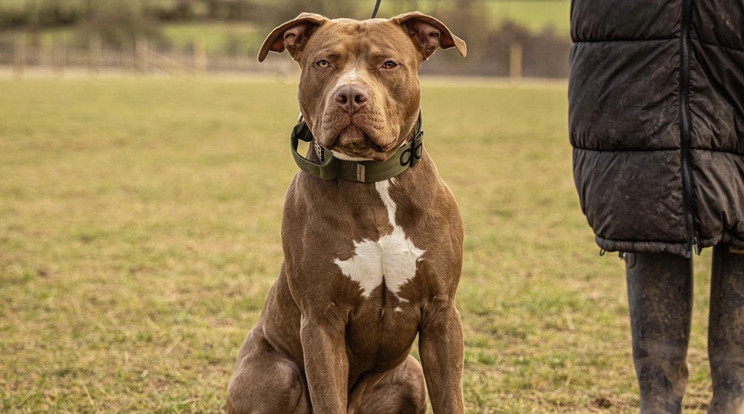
(327, 124, 395, 161)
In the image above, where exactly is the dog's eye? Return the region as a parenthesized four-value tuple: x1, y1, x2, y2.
(316, 60, 330, 68)
(382, 60, 398, 69)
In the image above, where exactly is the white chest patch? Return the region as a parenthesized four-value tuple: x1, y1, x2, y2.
(333, 180, 425, 301)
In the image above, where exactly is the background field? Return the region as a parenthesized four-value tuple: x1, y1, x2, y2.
(0, 76, 716, 413)
(157, 0, 571, 54)
(0, 0, 570, 32)
(0, 0, 571, 78)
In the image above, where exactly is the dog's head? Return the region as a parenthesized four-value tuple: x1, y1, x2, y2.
(259, 12, 466, 162)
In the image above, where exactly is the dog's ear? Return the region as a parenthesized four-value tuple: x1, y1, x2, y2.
(390, 12, 467, 60)
(258, 13, 328, 62)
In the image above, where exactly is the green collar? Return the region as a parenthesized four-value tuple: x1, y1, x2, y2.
(290, 112, 424, 183)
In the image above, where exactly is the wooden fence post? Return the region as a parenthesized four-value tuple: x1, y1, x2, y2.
(53, 35, 66, 77)
(88, 35, 101, 76)
(193, 39, 207, 77)
(135, 38, 148, 73)
(13, 33, 25, 79)
(509, 42, 523, 81)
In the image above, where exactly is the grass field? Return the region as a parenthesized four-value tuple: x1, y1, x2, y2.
(162, 22, 263, 54)
(0, 76, 717, 413)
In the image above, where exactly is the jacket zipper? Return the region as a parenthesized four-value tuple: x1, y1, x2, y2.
(679, 0, 699, 256)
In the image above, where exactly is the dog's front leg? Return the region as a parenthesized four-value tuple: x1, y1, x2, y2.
(300, 308, 349, 413)
(419, 298, 465, 414)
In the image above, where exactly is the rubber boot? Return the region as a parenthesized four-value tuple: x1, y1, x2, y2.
(708, 244, 744, 414)
(626, 252, 693, 414)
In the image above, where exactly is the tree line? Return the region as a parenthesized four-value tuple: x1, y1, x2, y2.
(1, 0, 431, 28)
(0, 0, 571, 78)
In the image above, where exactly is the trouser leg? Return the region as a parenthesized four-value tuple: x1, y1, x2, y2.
(708, 244, 744, 414)
(626, 252, 693, 414)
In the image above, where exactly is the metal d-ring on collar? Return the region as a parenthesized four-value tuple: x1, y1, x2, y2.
(290, 112, 424, 183)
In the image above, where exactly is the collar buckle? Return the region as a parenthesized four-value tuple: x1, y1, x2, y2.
(400, 129, 424, 167)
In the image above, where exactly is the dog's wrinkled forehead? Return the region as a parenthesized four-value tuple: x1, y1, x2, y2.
(299, 19, 417, 65)
(257, 12, 466, 64)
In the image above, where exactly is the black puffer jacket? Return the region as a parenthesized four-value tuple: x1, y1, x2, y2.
(569, 0, 744, 257)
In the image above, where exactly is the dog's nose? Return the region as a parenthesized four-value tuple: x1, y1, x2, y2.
(333, 84, 369, 113)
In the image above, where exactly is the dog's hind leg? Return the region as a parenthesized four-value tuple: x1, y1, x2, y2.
(226, 330, 310, 414)
(352, 355, 427, 414)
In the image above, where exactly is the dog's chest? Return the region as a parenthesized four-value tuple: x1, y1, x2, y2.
(334, 180, 425, 304)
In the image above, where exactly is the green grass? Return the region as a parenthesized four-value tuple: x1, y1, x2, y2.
(486, 0, 570, 33)
(162, 22, 264, 54)
(0, 76, 714, 413)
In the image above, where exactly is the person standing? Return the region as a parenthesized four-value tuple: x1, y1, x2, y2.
(569, 0, 744, 412)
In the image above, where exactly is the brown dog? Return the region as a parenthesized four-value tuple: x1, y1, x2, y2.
(226, 12, 467, 414)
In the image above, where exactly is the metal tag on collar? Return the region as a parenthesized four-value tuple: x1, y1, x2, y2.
(356, 163, 366, 181)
